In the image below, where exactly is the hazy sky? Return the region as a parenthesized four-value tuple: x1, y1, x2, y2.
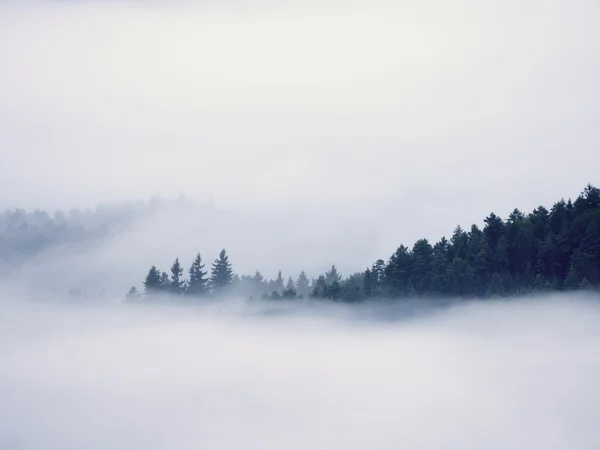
(1, 0, 599, 213)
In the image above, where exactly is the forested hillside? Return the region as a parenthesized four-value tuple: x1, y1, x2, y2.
(0, 195, 197, 267)
(133, 184, 600, 302)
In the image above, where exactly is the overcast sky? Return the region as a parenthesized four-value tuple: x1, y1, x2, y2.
(1, 0, 598, 211)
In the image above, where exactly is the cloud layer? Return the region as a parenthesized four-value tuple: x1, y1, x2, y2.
(1, 294, 599, 450)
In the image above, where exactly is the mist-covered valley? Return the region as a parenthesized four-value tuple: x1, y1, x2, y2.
(1, 294, 600, 450)
(2, 0, 600, 448)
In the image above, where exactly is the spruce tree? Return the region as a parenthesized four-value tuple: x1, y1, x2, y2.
(126, 286, 141, 301)
(295, 270, 310, 298)
(283, 276, 297, 299)
(251, 270, 264, 295)
(160, 271, 170, 292)
(273, 270, 284, 294)
(143, 266, 162, 295)
(187, 253, 209, 297)
(170, 258, 185, 295)
(325, 265, 342, 285)
(363, 268, 374, 297)
(210, 249, 234, 294)
(310, 275, 327, 298)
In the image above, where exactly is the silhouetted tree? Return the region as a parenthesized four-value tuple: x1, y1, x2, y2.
(325, 265, 342, 285)
(169, 258, 185, 295)
(283, 276, 297, 299)
(295, 270, 310, 298)
(143, 266, 162, 296)
(210, 249, 233, 294)
(187, 253, 209, 297)
(126, 286, 141, 301)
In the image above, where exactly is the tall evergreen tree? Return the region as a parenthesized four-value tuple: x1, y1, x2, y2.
(310, 275, 327, 298)
(210, 249, 234, 293)
(325, 265, 342, 285)
(252, 270, 266, 297)
(384, 245, 412, 297)
(371, 259, 386, 296)
(170, 258, 185, 295)
(295, 270, 310, 298)
(159, 271, 170, 292)
(410, 239, 433, 295)
(484, 213, 505, 252)
(187, 253, 209, 297)
(272, 270, 284, 294)
(429, 238, 449, 295)
(143, 266, 162, 295)
(363, 267, 375, 297)
(283, 276, 297, 299)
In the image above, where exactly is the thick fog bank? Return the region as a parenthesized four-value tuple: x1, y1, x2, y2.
(1, 293, 600, 450)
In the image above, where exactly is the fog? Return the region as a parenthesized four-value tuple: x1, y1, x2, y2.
(1, 293, 599, 450)
(1, 0, 599, 214)
(1, 1, 599, 448)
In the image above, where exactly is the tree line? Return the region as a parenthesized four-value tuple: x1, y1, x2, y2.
(129, 184, 600, 302)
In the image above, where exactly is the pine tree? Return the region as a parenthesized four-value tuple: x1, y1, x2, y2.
(295, 271, 310, 298)
(363, 268, 374, 297)
(160, 271, 170, 292)
(187, 253, 209, 297)
(372, 259, 386, 295)
(125, 286, 141, 301)
(143, 266, 162, 295)
(384, 246, 412, 297)
(210, 249, 234, 294)
(271, 270, 284, 294)
(170, 258, 185, 295)
(310, 275, 327, 298)
(283, 276, 297, 299)
(325, 265, 342, 285)
(410, 239, 433, 295)
(253, 270, 265, 284)
(250, 270, 266, 297)
(329, 280, 342, 300)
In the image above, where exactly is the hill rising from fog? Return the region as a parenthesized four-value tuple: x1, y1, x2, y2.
(128, 184, 600, 301)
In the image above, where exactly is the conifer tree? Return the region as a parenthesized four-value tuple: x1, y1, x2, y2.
(160, 271, 170, 292)
(187, 253, 209, 297)
(310, 275, 327, 298)
(273, 270, 284, 294)
(363, 268, 375, 297)
(210, 249, 234, 293)
(143, 266, 162, 295)
(170, 258, 185, 295)
(295, 270, 310, 298)
(325, 265, 342, 285)
(283, 276, 297, 299)
(126, 286, 141, 301)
